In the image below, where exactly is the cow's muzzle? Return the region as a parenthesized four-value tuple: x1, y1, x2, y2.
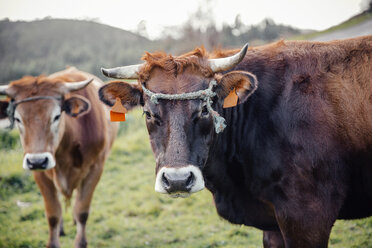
(155, 165, 205, 197)
(23, 152, 56, 170)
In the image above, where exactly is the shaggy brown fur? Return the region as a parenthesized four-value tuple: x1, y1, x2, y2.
(99, 36, 372, 248)
(139, 47, 214, 83)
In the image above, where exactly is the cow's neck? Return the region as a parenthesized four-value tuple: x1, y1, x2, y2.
(202, 58, 283, 229)
(204, 52, 284, 188)
(204, 101, 258, 193)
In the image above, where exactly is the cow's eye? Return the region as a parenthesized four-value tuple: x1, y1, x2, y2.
(53, 114, 61, 122)
(143, 111, 151, 120)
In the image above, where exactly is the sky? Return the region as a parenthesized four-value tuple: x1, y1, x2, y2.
(0, 0, 368, 39)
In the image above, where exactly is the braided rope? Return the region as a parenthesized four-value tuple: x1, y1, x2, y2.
(6, 96, 63, 129)
(142, 80, 226, 133)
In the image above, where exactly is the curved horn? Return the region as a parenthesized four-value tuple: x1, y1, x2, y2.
(0, 85, 8, 95)
(209, 43, 249, 72)
(101, 64, 143, 79)
(64, 78, 93, 92)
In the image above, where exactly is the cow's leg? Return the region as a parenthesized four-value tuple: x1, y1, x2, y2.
(263, 231, 285, 248)
(73, 162, 104, 248)
(59, 219, 65, 236)
(274, 200, 337, 248)
(33, 171, 62, 248)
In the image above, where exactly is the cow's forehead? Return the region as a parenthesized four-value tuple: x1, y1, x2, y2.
(8, 76, 64, 99)
(145, 67, 211, 94)
(16, 98, 59, 119)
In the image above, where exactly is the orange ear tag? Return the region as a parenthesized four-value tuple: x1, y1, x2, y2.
(223, 88, 238, 108)
(110, 97, 127, 122)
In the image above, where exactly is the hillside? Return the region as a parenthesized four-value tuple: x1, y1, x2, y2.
(0, 17, 308, 83)
(291, 10, 372, 41)
(312, 14, 372, 41)
(0, 18, 157, 83)
(1, 11, 371, 84)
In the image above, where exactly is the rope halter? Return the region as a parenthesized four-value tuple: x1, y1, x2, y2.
(6, 96, 63, 129)
(141, 79, 226, 133)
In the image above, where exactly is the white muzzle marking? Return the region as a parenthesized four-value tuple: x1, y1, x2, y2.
(155, 165, 205, 196)
(23, 152, 56, 170)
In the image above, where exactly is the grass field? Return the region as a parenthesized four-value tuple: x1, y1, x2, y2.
(0, 109, 371, 248)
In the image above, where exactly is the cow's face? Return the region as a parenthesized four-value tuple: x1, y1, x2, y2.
(144, 68, 216, 197)
(0, 76, 92, 171)
(99, 44, 257, 197)
(14, 96, 65, 170)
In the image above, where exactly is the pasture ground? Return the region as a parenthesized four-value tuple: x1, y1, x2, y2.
(0, 109, 371, 248)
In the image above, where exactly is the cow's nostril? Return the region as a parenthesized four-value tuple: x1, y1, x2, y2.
(41, 157, 48, 168)
(162, 173, 170, 189)
(185, 172, 195, 189)
(27, 157, 48, 169)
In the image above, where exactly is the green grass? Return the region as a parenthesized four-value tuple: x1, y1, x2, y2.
(0, 109, 371, 247)
(291, 11, 372, 40)
(0, 129, 20, 150)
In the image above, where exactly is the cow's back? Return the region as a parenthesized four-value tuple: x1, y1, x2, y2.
(255, 36, 372, 218)
(49, 67, 118, 173)
(235, 36, 372, 153)
(282, 37, 372, 150)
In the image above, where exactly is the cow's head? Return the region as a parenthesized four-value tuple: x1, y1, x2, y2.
(99, 44, 257, 197)
(0, 76, 92, 170)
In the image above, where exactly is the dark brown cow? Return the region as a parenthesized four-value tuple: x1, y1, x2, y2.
(0, 67, 118, 248)
(98, 36, 372, 248)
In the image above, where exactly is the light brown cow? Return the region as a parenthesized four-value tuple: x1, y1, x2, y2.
(0, 67, 118, 248)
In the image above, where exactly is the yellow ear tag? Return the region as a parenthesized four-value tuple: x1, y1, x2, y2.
(110, 97, 127, 122)
(223, 88, 238, 108)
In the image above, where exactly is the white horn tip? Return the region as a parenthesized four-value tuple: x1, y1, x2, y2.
(99, 64, 142, 79)
(242, 43, 249, 55)
(101, 68, 110, 78)
(209, 43, 249, 72)
(64, 78, 93, 92)
(238, 42, 249, 61)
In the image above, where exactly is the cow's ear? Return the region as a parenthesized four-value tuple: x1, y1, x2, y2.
(98, 81, 142, 111)
(0, 100, 9, 119)
(216, 71, 258, 105)
(63, 95, 91, 117)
